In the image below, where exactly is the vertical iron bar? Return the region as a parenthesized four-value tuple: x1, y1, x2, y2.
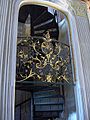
(31, 92, 34, 120)
(20, 105, 21, 120)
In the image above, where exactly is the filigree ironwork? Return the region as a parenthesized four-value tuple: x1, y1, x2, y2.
(16, 31, 72, 83)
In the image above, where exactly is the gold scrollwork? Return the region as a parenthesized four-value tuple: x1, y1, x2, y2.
(16, 32, 72, 83)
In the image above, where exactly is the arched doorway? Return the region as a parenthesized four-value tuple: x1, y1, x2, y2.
(15, 3, 77, 120)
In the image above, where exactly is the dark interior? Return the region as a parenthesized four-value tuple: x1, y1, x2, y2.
(15, 5, 76, 120)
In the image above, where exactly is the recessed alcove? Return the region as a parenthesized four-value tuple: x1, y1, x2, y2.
(15, 4, 76, 120)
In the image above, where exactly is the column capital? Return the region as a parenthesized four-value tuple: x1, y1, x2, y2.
(68, 0, 87, 17)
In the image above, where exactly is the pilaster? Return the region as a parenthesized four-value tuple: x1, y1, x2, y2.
(69, 1, 90, 120)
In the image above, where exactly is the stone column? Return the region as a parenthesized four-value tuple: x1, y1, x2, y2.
(0, 0, 16, 120)
(69, 1, 90, 120)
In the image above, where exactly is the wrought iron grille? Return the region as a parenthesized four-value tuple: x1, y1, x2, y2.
(16, 31, 73, 83)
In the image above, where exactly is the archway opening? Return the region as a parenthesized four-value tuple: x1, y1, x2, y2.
(15, 4, 76, 120)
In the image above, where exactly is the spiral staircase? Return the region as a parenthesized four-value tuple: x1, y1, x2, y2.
(16, 82, 65, 120)
(33, 89, 64, 120)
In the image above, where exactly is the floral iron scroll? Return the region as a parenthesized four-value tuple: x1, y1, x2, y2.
(16, 31, 73, 83)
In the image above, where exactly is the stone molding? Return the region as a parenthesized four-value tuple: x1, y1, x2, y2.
(68, 1, 87, 17)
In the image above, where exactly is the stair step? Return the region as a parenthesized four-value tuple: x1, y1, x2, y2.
(34, 28, 57, 35)
(35, 109, 63, 112)
(33, 19, 53, 29)
(33, 94, 63, 99)
(34, 20, 57, 31)
(34, 102, 64, 105)
(33, 90, 60, 97)
(34, 94, 64, 99)
(33, 12, 54, 26)
(34, 111, 60, 118)
(34, 97, 64, 104)
(35, 105, 63, 112)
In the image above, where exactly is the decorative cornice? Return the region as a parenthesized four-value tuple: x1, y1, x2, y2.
(68, 1, 87, 17)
